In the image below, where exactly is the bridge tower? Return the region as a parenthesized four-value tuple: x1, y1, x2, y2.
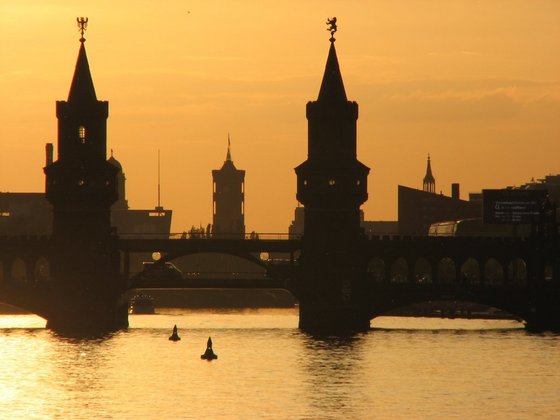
(295, 21, 370, 332)
(212, 136, 245, 239)
(42, 19, 126, 331)
(44, 22, 118, 238)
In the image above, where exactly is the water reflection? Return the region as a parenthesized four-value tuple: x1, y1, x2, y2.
(1, 311, 558, 418)
(299, 333, 368, 417)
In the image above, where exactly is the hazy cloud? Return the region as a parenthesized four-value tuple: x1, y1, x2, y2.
(355, 78, 560, 122)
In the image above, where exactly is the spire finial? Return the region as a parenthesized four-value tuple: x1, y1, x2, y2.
(326, 17, 337, 42)
(77, 17, 88, 43)
(226, 133, 232, 161)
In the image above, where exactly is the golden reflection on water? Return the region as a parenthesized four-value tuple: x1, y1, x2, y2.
(0, 314, 46, 329)
(0, 310, 558, 419)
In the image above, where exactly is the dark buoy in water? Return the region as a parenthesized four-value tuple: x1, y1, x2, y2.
(201, 336, 217, 360)
(169, 324, 181, 341)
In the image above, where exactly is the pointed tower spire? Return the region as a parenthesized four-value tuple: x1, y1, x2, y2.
(226, 133, 232, 161)
(317, 17, 347, 103)
(423, 154, 436, 193)
(68, 18, 97, 104)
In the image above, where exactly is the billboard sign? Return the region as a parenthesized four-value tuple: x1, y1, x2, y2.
(482, 189, 548, 224)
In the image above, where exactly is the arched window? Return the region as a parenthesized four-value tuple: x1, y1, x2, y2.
(367, 257, 385, 282)
(390, 258, 409, 283)
(507, 258, 527, 286)
(34, 257, 51, 283)
(544, 263, 553, 282)
(484, 258, 504, 285)
(414, 258, 432, 283)
(461, 258, 480, 285)
(78, 126, 86, 143)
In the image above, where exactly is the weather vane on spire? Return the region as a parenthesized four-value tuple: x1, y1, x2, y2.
(77, 17, 88, 43)
(326, 17, 337, 42)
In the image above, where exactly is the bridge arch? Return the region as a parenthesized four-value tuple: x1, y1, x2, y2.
(437, 257, 456, 284)
(460, 258, 480, 285)
(484, 258, 504, 285)
(161, 250, 269, 272)
(127, 249, 294, 291)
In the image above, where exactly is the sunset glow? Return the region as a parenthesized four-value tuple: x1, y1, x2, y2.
(1, 1, 559, 232)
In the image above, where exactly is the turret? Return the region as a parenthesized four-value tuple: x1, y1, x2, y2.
(295, 21, 369, 240)
(44, 18, 118, 239)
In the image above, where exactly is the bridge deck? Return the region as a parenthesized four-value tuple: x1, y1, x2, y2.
(117, 238, 301, 254)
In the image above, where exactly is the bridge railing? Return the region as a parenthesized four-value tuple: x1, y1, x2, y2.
(117, 232, 300, 240)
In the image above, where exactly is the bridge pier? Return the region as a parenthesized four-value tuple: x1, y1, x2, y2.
(43, 238, 128, 332)
(45, 297, 128, 331)
(524, 287, 560, 332)
(299, 301, 370, 333)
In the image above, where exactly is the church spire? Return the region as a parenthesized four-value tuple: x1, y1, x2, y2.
(68, 17, 97, 104)
(423, 154, 436, 193)
(317, 17, 347, 103)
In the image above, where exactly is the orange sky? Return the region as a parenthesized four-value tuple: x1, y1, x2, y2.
(1, 1, 559, 233)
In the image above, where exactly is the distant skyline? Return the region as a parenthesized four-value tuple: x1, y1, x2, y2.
(1, 1, 559, 233)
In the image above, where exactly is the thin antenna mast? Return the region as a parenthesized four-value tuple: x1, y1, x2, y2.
(156, 149, 163, 212)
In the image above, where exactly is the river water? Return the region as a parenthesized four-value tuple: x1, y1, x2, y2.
(0, 308, 559, 419)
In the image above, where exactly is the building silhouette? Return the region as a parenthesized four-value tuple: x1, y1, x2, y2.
(212, 138, 245, 238)
(398, 184, 480, 234)
(0, 193, 52, 235)
(108, 151, 172, 238)
(109, 150, 128, 211)
(398, 155, 480, 234)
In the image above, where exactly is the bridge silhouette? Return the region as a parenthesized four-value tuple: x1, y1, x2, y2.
(1, 23, 559, 333)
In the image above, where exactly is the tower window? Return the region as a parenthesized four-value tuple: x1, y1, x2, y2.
(78, 179, 85, 186)
(356, 179, 361, 186)
(328, 179, 336, 186)
(78, 126, 86, 143)
(303, 180, 308, 186)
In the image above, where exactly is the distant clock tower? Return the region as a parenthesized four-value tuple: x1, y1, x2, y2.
(212, 137, 245, 238)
